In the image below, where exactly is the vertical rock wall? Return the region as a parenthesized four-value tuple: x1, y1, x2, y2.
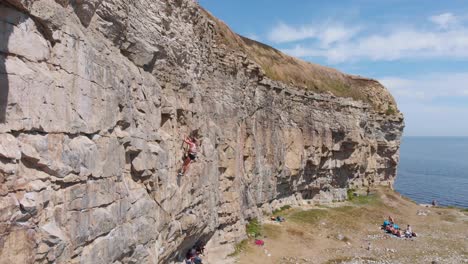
(0, 0, 404, 263)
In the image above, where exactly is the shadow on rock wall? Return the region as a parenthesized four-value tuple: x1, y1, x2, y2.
(0, 55, 7, 124)
(0, 3, 20, 123)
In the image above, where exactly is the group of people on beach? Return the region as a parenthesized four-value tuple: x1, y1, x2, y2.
(383, 216, 417, 238)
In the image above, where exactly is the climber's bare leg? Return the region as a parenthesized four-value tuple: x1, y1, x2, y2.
(180, 157, 191, 175)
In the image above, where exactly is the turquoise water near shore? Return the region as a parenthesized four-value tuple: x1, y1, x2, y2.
(394, 137, 468, 208)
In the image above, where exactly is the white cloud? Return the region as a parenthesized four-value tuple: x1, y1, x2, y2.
(276, 13, 468, 63)
(283, 27, 468, 63)
(379, 73, 468, 136)
(429, 13, 458, 29)
(267, 22, 316, 43)
(398, 102, 468, 136)
(380, 73, 468, 103)
(267, 22, 359, 45)
(321, 25, 360, 46)
(244, 33, 261, 41)
(380, 77, 427, 100)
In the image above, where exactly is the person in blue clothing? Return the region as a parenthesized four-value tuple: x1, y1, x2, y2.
(185, 247, 203, 264)
(383, 219, 390, 227)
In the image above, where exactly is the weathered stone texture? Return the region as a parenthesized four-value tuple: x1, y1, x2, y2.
(0, 0, 403, 263)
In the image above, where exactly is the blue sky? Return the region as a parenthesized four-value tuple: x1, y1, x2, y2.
(199, 0, 468, 136)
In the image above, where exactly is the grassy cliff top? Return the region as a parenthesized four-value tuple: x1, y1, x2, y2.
(201, 8, 398, 113)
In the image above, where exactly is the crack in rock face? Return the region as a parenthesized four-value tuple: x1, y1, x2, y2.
(0, 1, 403, 263)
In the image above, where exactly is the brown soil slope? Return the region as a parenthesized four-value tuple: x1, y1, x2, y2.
(236, 188, 468, 264)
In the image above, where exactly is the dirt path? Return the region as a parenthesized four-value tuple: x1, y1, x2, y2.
(235, 188, 468, 264)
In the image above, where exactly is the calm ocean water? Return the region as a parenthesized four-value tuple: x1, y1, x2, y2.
(394, 137, 468, 208)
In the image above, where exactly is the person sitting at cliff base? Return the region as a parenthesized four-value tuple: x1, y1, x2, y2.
(385, 223, 394, 233)
(185, 247, 203, 264)
(392, 227, 403, 237)
(195, 241, 205, 256)
(179, 136, 198, 176)
(276, 216, 285, 222)
(405, 224, 417, 238)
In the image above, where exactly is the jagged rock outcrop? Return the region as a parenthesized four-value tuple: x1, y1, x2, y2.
(0, 0, 404, 263)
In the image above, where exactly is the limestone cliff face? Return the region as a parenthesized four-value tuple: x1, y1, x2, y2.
(0, 0, 404, 263)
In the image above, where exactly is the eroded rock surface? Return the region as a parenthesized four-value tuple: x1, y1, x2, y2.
(0, 0, 404, 263)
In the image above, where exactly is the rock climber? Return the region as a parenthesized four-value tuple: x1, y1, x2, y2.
(179, 136, 198, 176)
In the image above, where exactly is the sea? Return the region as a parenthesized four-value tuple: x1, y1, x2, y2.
(394, 136, 468, 208)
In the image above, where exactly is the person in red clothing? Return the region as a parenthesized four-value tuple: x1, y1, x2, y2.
(179, 136, 198, 176)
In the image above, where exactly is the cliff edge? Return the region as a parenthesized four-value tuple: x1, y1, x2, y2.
(0, 0, 403, 263)
(203, 8, 397, 113)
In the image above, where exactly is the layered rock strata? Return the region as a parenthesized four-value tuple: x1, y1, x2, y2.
(0, 0, 404, 263)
